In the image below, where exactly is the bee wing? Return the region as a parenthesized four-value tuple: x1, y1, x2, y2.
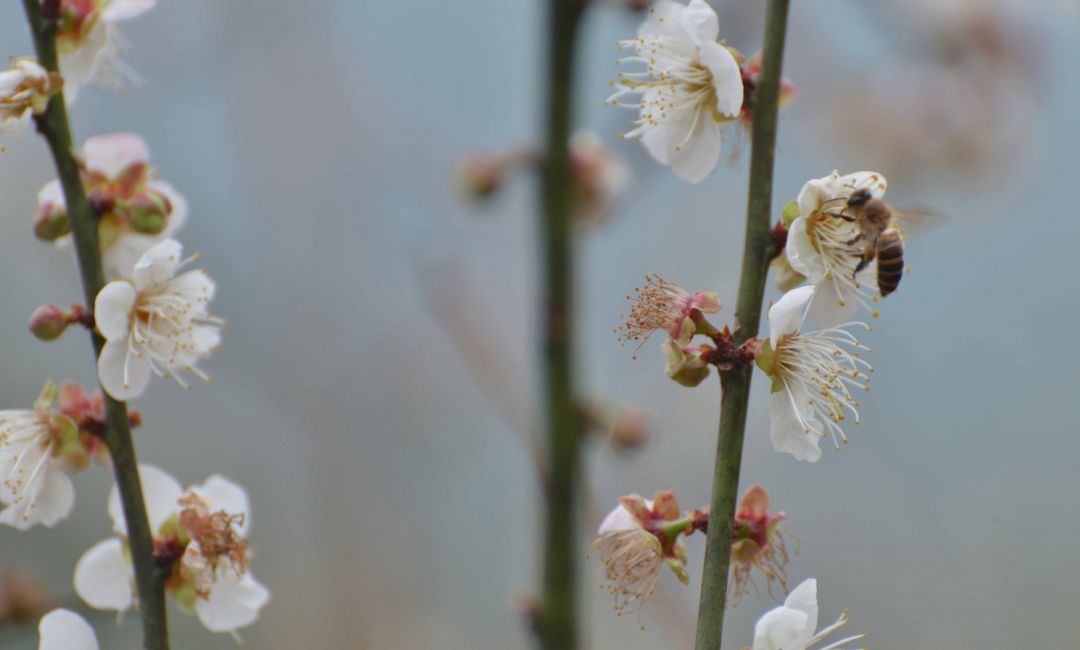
(892, 206, 948, 238)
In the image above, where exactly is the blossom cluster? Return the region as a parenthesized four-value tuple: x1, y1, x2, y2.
(0, 0, 268, 643)
(596, 0, 927, 641)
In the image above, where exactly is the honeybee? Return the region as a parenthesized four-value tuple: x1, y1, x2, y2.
(825, 187, 907, 297)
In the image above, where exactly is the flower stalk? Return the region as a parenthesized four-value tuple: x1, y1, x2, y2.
(537, 0, 585, 646)
(694, 1, 791, 648)
(20, 1, 170, 648)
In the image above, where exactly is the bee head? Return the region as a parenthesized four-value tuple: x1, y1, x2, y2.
(846, 188, 872, 207)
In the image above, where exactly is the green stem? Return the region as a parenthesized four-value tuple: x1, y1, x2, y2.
(693, 1, 791, 648)
(537, 0, 583, 647)
(21, 3, 170, 649)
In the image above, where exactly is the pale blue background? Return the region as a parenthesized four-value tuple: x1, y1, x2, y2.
(0, 0, 1077, 647)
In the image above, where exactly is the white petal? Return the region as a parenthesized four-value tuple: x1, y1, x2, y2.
(82, 133, 149, 178)
(768, 285, 813, 346)
(0, 113, 32, 137)
(638, 0, 690, 40)
(795, 173, 839, 220)
(167, 268, 216, 305)
(194, 573, 270, 634)
(753, 606, 811, 650)
(93, 281, 136, 341)
(837, 170, 887, 199)
(189, 475, 250, 534)
(39, 609, 99, 650)
(102, 233, 158, 278)
(598, 504, 635, 534)
(36, 179, 65, 209)
(785, 217, 824, 280)
(59, 19, 109, 100)
(700, 41, 743, 117)
(74, 538, 135, 612)
(108, 464, 182, 536)
(97, 338, 152, 401)
(102, 0, 156, 22)
(667, 111, 723, 183)
(0, 460, 75, 530)
(768, 389, 822, 463)
(31, 465, 76, 526)
(679, 0, 719, 46)
(131, 239, 182, 290)
(0, 69, 26, 96)
(783, 578, 820, 641)
(807, 280, 857, 330)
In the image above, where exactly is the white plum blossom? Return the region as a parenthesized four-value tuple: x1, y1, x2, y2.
(758, 286, 872, 462)
(0, 382, 85, 530)
(751, 579, 865, 650)
(94, 239, 222, 401)
(609, 0, 743, 183)
(0, 57, 59, 136)
(37, 132, 187, 276)
(55, 0, 156, 100)
(38, 609, 99, 650)
(74, 465, 270, 636)
(786, 170, 888, 327)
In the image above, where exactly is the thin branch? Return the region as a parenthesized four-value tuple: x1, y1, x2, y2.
(693, 1, 792, 648)
(536, 0, 585, 646)
(20, 2, 170, 648)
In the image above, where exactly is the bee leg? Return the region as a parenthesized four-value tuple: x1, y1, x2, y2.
(844, 234, 863, 245)
(853, 253, 874, 279)
(825, 211, 856, 222)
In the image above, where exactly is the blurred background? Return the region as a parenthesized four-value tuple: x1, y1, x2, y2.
(0, 0, 1079, 647)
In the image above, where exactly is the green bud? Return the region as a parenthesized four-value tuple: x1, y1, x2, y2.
(33, 205, 71, 241)
(28, 305, 69, 341)
(125, 191, 171, 234)
(781, 199, 800, 227)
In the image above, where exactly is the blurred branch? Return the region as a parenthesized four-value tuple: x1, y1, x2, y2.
(536, 0, 585, 646)
(20, 2, 170, 649)
(694, 1, 790, 648)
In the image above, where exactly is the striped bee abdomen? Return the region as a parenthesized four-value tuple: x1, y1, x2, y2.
(876, 229, 904, 297)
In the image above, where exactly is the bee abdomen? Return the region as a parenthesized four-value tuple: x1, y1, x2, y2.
(876, 229, 904, 297)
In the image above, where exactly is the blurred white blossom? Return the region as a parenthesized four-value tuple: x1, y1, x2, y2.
(95, 239, 222, 401)
(37, 133, 187, 276)
(74, 465, 269, 636)
(38, 608, 98, 650)
(55, 0, 156, 99)
(0, 58, 59, 136)
(0, 381, 90, 530)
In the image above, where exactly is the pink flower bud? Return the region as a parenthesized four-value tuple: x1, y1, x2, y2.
(27, 304, 69, 341)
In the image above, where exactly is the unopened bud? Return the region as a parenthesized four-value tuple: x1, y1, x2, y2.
(610, 408, 650, 452)
(28, 304, 69, 341)
(457, 153, 506, 198)
(124, 190, 172, 234)
(33, 202, 70, 241)
(663, 340, 712, 387)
